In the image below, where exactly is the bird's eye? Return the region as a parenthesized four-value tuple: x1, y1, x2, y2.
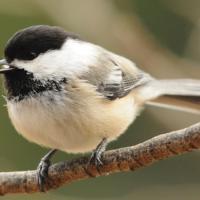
(30, 52, 37, 59)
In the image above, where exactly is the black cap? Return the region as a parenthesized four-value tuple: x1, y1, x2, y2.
(4, 25, 80, 63)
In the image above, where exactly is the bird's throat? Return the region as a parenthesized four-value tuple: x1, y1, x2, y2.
(3, 69, 67, 101)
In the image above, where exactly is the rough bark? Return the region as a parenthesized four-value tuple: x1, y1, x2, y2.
(0, 122, 200, 195)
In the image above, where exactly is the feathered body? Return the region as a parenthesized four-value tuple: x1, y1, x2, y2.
(1, 25, 200, 154)
(6, 38, 145, 153)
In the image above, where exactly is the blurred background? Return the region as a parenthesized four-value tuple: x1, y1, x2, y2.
(0, 0, 200, 199)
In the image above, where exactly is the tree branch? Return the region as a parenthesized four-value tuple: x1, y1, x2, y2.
(0, 122, 200, 195)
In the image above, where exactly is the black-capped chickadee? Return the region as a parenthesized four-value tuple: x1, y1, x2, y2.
(0, 25, 200, 190)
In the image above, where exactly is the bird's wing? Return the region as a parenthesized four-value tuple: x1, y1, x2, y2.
(80, 51, 153, 100)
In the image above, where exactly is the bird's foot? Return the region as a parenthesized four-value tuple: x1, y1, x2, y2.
(90, 149, 103, 166)
(36, 149, 57, 192)
(89, 138, 108, 167)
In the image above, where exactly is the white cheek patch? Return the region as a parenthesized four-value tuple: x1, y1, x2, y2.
(10, 39, 101, 79)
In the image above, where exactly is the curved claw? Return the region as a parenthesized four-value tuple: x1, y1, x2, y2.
(90, 151, 103, 167)
(36, 149, 57, 192)
(37, 158, 51, 192)
(89, 138, 108, 167)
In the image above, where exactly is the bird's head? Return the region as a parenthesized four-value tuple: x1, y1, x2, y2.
(1, 25, 81, 78)
(0, 25, 81, 100)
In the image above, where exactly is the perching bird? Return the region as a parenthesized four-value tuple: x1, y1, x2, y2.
(0, 25, 200, 190)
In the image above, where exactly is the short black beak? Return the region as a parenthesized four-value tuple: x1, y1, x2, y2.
(0, 59, 14, 74)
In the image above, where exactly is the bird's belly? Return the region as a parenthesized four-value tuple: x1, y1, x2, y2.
(7, 93, 139, 153)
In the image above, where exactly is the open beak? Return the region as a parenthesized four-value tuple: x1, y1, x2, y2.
(0, 59, 15, 74)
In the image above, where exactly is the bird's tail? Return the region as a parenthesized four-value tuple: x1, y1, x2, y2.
(138, 79, 200, 114)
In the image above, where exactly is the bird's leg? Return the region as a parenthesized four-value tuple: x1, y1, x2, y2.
(90, 138, 108, 166)
(37, 149, 57, 192)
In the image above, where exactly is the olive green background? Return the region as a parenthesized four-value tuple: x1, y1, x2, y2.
(0, 0, 200, 199)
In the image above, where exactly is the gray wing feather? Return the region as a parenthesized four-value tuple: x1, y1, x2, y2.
(79, 51, 153, 100)
(97, 64, 152, 100)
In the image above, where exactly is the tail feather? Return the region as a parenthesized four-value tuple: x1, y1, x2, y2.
(147, 95, 200, 114)
(153, 79, 200, 96)
(139, 79, 200, 114)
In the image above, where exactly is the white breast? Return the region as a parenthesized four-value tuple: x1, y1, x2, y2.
(7, 82, 140, 154)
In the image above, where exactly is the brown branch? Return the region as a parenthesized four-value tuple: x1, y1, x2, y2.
(0, 123, 200, 195)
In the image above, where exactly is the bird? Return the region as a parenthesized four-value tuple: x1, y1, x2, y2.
(0, 25, 200, 191)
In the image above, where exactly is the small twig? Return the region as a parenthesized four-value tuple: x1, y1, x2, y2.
(0, 122, 200, 195)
